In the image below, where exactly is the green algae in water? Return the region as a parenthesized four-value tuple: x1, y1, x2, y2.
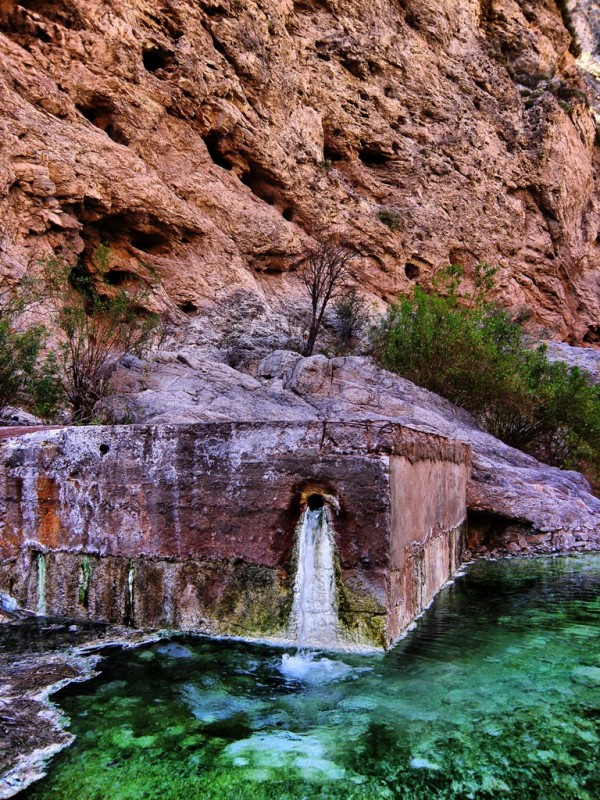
(20, 555, 600, 800)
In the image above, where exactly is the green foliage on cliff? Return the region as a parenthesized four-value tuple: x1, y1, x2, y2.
(41, 244, 162, 423)
(0, 281, 61, 419)
(0, 316, 44, 413)
(373, 265, 600, 480)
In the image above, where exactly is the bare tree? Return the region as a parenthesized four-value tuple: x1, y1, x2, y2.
(300, 240, 355, 356)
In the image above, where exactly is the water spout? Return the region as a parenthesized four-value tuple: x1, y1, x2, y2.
(290, 504, 338, 649)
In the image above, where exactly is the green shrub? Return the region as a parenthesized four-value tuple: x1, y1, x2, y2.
(0, 278, 59, 418)
(377, 208, 401, 230)
(372, 265, 600, 482)
(0, 317, 45, 414)
(30, 351, 63, 420)
(41, 245, 162, 424)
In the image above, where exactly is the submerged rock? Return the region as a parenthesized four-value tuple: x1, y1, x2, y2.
(0, 619, 158, 799)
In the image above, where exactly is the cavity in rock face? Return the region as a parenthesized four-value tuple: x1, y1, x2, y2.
(291, 504, 338, 649)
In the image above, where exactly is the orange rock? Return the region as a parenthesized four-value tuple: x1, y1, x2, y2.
(0, 0, 599, 340)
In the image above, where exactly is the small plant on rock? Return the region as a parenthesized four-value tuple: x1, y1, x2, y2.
(377, 208, 401, 231)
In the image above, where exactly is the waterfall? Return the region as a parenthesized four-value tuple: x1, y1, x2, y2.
(36, 552, 46, 616)
(290, 503, 338, 649)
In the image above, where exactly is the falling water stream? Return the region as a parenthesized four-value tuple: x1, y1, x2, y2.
(15, 554, 600, 800)
(290, 505, 338, 649)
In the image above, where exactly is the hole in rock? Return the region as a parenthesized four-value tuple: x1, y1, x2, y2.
(130, 231, 171, 255)
(583, 325, 600, 344)
(76, 101, 128, 145)
(404, 11, 419, 29)
(204, 5, 228, 16)
(306, 493, 324, 510)
(240, 164, 279, 206)
(323, 145, 344, 162)
(405, 262, 420, 280)
(99, 444, 110, 455)
(203, 132, 233, 170)
(179, 301, 197, 314)
(142, 45, 175, 73)
(359, 147, 389, 166)
(282, 207, 294, 221)
(16, 0, 84, 29)
(103, 269, 131, 287)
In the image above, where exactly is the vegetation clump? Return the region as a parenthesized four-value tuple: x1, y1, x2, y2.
(373, 264, 600, 481)
(41, 244, 162, 423)
(0, 277, 60, 419)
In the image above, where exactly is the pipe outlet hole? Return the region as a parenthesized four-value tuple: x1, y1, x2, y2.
(306, 493, 325, 510)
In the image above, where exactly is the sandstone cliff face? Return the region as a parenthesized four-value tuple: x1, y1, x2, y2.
(1, 0, 600, 342)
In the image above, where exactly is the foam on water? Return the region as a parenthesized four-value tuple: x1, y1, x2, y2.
(279, 652, 357, 684)
(225, 731, 346, 780)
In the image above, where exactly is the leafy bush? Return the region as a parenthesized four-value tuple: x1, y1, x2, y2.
(0, 278, 60, 419)
(373, 265, 600, 481)
(42, 244, 162, 423)
(334, 286, 369, 351)
(0, 316, 45, 414)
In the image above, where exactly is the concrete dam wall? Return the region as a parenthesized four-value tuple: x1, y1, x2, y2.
(0, 422, 470, 649)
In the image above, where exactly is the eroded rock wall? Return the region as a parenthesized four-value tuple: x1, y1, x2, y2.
(1, 0, 600, 342)
(0, 421, 469, 648)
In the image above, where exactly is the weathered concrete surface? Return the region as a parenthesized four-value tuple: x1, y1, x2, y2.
(106, 350, 600, 554)
(388, 457, 464, 641)
(0, 421, 469, 649)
